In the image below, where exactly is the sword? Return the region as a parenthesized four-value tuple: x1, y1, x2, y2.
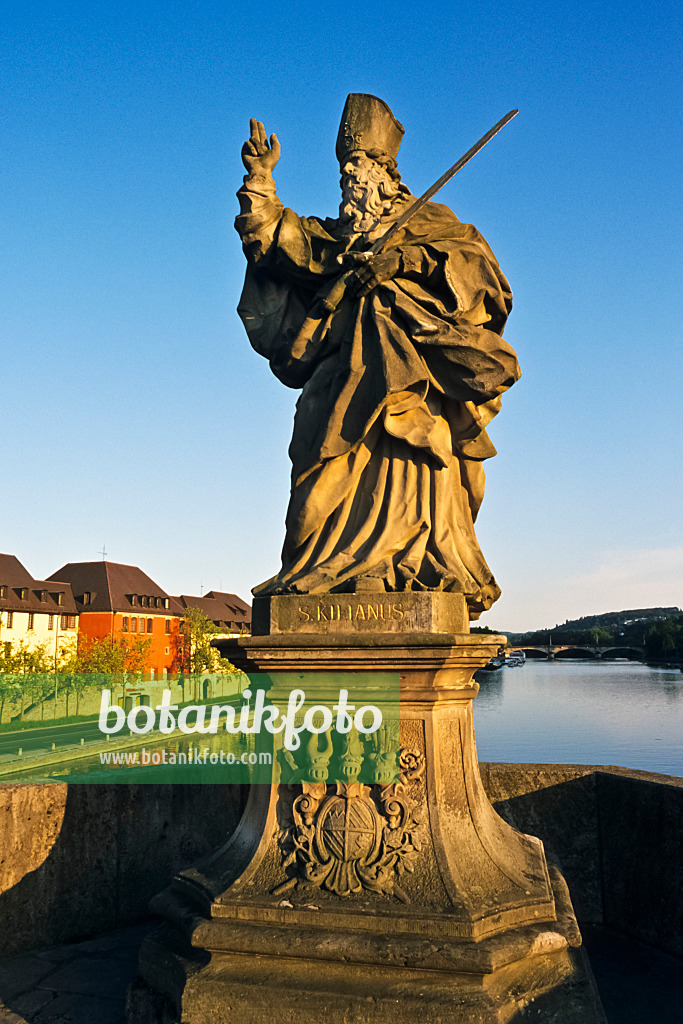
(363, 107, 518, 260)
(295, 109, 518, 343)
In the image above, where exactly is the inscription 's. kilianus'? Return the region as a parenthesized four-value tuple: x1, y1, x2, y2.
(298, 603, 406, 624)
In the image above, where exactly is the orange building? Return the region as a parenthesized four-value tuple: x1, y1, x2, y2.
(47, 561, 183, 680)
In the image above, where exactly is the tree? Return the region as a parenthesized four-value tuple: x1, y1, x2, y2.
(73, 633, 153, 711)
(172, 607, 237, 701)
(0, 643, 22, 723)
(588, 626, 612, 646)
(0, 632, 156, 722)
(0, 641, 53, 722)
(645, 616, 683, 660)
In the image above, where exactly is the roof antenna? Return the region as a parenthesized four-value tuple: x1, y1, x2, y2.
(99, 544, 107, 561)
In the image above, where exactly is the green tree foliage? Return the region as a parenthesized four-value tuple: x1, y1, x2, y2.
(0, 641, 53, 721)
(74, 633, 151, 675)
(172, 607, 238, 700)
(0, 633, 155, 722)
(504, 607, 681, 650)
(588, 626, 612, 646)
(644, 614, 683, 660)
(173, 607, 235, 674)
(68, 633, 153, 712)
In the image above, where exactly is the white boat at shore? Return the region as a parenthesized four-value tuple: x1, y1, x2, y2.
(505, 651, 526, 667)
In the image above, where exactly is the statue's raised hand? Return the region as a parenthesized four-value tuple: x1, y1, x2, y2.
(242, 119, 281, 175)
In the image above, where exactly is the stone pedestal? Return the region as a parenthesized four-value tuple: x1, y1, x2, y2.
(128, 609, 604, 1023)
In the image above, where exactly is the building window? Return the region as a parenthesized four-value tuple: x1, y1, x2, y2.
(131, 595, 138, 606)
(131, 617, 137, 632)
(48, 614, 54, 630)
(0, 586, 6, 598)
(19, 588, 27, 601)
(165, 647, 169, 655)
(162, 667, 168, 680)
(60, 615, 76, 629)
(165, 619, 171, 633)
(6, 612, 13, 629)
(39, 590, 47, 602)
(83, 592, 91, 605)
(122, 617, 129, 632)
(56, 592, 63, 606)
(28, 613, 35, 630)
(147, 618, 153, 633)
(163, 598, 169, 609)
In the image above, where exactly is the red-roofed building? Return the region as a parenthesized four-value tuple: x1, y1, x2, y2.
(47, 561, 184, 680)
(174, 591, 251, 635)
(0, 553, 78, 662)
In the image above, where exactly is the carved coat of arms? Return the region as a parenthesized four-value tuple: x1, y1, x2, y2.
(274, 749, 425, 902)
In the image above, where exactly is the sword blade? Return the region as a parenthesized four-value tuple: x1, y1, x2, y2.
(368, 109, 519, 256)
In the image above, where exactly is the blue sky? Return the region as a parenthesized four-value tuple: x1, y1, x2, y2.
(2, 0, 681, 630)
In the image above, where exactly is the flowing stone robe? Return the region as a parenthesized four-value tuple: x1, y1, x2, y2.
(235, 171, 520, 617)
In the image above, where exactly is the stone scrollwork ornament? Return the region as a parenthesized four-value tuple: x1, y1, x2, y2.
(274, 749, 425, 901)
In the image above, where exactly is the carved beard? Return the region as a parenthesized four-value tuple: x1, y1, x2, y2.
(339, 165, 398, 234)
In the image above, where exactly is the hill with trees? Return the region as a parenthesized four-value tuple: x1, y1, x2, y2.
(473, 607, 682, 661)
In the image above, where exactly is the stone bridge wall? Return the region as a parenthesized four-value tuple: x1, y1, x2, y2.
(0, 765, 680, 959)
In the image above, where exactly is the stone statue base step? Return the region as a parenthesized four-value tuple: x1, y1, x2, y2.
(128, 868, 605, 1024)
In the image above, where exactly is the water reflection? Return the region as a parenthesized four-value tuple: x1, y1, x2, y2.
(474, 669, 504, 706)
(473, 661, 683, 777)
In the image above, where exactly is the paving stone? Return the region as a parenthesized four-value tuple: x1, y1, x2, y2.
(0, 924, 155, 1024)
(9, 990, 56, 1019)
(31, 992, 124, 1024)
(35, 957, 133, 1000)
(31, 953, 70, 966)
(0, 960, 55, 1002)
(44, 924, 150, 959)
(582, 924, 683, 1024)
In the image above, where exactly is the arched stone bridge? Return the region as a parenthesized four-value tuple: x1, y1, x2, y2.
(509, 645, 645, 661)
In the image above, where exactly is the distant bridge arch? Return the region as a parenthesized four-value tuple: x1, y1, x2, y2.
(599, 647, 644, 661)
(553, 646, 598, 660)
(510, 644, 645, 662)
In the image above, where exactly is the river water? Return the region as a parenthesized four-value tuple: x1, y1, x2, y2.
(472, 660, 683, 777)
